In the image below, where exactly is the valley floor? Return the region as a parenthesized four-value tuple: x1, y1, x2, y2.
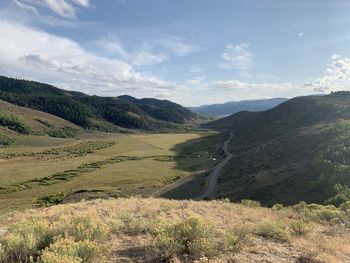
(0, 131, 220, 213)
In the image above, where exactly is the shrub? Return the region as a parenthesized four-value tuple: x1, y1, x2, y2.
(54, 215, 110, 242)
(240, 199, 261, 207)
(0, 219, 54, 262)
(39, 238, 105, 263)
(289, 220, 312, 236)
(46, 127, 79, 138)
(255, 221, 289, 242)
(223, 226, 251, 251)
(0, 244, 5, 262)
(272, 203, 284, 211)
(0, 131, 15, 146)
(121, 214, 160, 235)
(0, 110, 30, 134)
(153, 217, 218, 259)
(340, 201, 350, 212)
(314, 207, 343, 222)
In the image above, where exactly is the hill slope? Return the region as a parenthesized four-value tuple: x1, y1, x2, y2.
(205, 92, 350, 206)
(189, 98, 287, 116)
(0, 197, 349, 263)
(0, 76, 202, 132)
(0, 100, 81, 146)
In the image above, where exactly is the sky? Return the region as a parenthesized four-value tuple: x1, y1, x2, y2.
(0, 0, 350, 106)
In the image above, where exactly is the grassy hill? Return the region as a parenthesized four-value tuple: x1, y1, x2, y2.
(189, 98, 287, 116)
(0, 197, 349, 263)
(205, 92, 350, 207)
(0, 76, 202, 132)
(0, 100, 81, 146)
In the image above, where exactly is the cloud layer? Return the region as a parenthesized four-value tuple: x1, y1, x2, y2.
(0, 20, 177, 98)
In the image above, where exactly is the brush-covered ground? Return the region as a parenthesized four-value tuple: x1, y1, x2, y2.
(0, 197, 349, 263)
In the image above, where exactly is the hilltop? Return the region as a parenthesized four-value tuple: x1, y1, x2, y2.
(189, 98, 287, 116)
(204, 92, 350, 207)
(0, 197, 349, 263)
(0, 76, 203, 132)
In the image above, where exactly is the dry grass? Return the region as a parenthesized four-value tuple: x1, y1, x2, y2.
(0, 197, 349, 263)
(0, 133, 205, 213)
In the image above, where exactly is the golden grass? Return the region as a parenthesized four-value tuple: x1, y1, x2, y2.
(0, 197, 349, 262)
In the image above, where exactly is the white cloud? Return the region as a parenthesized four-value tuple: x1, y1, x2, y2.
(0, 20, 178, 98)
(96, 36, 198, 67)
(298, 32, 304, 38)
(12, 0, 90, 19)
(157, 37, 197, 56)
(96, 39, 168, 66)
(218, 43, 253, 70)
(211, 80, 293, 92)
(303, 55, 350, 93)
(185, 75, 206, 86)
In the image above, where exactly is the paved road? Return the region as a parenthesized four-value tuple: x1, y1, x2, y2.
(194, 131, 234, 200)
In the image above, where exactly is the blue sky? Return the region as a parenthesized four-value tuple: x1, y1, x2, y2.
(0, 0, 350, 106)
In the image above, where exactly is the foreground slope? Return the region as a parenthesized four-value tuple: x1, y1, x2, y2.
(0, 197, 349, 263)
(189, 98, 287, 116)
(0, 76, 202, 132)
(205, 92, 350, 206)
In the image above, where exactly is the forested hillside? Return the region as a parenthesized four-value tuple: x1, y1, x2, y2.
(0, 76, 201, 131)
(205, 92, 350, 207)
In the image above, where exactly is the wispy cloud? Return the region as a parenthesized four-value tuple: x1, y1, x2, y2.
(218, 43, 253, 70)
(96, 39, 169, 67)
(12, 0, 90, 19)
(95, 36, 198, 67)
(210, 80, 293, 92)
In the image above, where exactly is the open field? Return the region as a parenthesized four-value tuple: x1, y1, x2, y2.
(0, 131, 220, 213)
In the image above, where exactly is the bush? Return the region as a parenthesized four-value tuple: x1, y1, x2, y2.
(272, 203, 284, 211)
(39, 238, 105, 263)
(0, 219, 54, 262)
(289, 220, 312, 236)
(240, 199, 261, 207)
(255, 221, 289, 242)
(0, 110, 30, 134)
(153, 217, 218, 259)
(54, 215, 110, 242)
(315, 207, 343, 222)
(0, 131, 15, 146)
(121, 214, 160, 235)
(46, 127, 79, 138)
(0, 244, 5, 262)
(223, 226, 250, 251)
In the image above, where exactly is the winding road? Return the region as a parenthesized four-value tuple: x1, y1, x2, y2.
(194, 131, 234, 201)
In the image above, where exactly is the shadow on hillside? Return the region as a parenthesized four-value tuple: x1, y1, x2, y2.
(161, 133, 224, 200)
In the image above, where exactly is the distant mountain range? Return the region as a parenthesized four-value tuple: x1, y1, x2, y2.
(189, 98, 288, 116)
(0, 76, 203, 132)
(205, 92, 350, 207)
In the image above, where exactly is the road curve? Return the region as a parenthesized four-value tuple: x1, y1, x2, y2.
(194, 131, 234, 201)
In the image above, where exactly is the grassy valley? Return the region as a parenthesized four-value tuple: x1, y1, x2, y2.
(0, 77, 350, 262)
